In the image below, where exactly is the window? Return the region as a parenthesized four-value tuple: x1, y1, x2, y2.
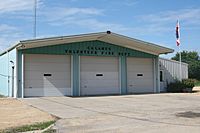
(44, 74, 52, 77)
(96, 73, 103, 77)
(137, 74, 143, 77)
(160, 71, 164, 82)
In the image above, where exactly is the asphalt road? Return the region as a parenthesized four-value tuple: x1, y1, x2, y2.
(23, 93, 200, 133)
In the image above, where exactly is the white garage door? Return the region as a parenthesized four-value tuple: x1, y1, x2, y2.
(24, 54, 71, 97)
(80, 56, 119, 96)
(127, 57, 154, 93)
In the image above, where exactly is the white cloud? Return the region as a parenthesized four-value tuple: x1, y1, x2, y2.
(63, 8, 102, 16)
(0, 0, 42, 14)
(140, 8, 200, 26)
(0, 24, 17, 32)
(122, 0, 138, 6)
(43, 7, 103, 22)
(50, 17, 129, 32)
(0, 0, 44, 52)
(0, 37, 16, 52)
(75, 19, 128, 32)
(0, 38, 9, 51)
(0, 24, 24, 52)
(42, 7, 129, 33)
(133, 8, 200, 35)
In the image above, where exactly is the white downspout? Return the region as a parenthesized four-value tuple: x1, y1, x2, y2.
(15, 50, 18, 98)
(153, 58, 156, 93)
(157, 57, 160, 93)
(7, 50, 10, 97)
(21, 54, 24, 98)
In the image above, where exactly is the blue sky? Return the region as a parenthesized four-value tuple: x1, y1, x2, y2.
(0, 0, 199, 58)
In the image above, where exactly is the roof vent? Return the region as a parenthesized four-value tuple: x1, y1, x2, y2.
(107, 31, 111, 34)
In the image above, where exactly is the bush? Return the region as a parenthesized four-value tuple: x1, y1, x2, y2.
(167, 79, 196, 93)
(182, 79, 197, 88)
(167, 80, 184, 92)
(195, 81, 200, 86)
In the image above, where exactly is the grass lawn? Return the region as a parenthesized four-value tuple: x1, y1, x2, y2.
(42, 128, 57, 133)
(0, 121, 56, 133)
(195, 81, 200, 87)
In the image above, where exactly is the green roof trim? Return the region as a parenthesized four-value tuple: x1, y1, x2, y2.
(21, 40, 156, 58)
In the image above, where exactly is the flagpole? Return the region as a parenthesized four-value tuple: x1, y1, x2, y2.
(176, 20, 182, 81)
(179, 45, 182, 81)
(178, 20, 182, 81)
(179, 20, 182, 81)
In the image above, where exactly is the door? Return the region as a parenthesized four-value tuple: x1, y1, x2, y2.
(24, 54, 71, 97)
(127, 57, 154, 93)
(80, 56, 119, 96)
(160, 70, 166, 92)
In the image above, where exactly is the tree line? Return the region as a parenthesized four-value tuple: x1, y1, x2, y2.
(171, 51, 200, 80)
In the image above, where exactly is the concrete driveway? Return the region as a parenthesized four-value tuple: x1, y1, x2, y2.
(22, 94, 200, 133)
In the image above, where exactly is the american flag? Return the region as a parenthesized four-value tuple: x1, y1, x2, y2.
(176, 20, 180, 46)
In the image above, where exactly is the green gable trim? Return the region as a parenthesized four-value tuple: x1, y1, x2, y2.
(21, 40, 156, 58)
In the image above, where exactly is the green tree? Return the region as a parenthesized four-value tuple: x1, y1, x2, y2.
(171, 51, 200, 80)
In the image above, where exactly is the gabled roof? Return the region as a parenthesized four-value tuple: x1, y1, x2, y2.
(1, 31, 174, 56)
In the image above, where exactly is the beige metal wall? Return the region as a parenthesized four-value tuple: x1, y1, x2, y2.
(159, 58, 188, 92)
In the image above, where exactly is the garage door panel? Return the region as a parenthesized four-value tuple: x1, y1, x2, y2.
(80, 56, 119, 96)
(25, 55, 70, 63)
(25, 64, 70, 71)
(129, 62, 151, 69)
(24, 54, 71, 97)
(25, 71, 71, 80)
(128, 74, 153, 79)
(81, 87, 119, 95)
(81, 72, 119, 80)
(81, 80, 119, 87)
(25, 88, 71, 97)
(128, 88, 153, 93)
(128, 66, 152, 70)
(43, 79, 70, 87)
(81, 65, 118, 72)
(25, 78, 71, 87)
(128, 58, 152, 63)
(127, 57, 154, 93)
(127, 68, 152, 72)
(25, 79, 71, 89)
(128, 80, 153, 85)
(81, 57, 117, 64)
(25, 80, 43, 88)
